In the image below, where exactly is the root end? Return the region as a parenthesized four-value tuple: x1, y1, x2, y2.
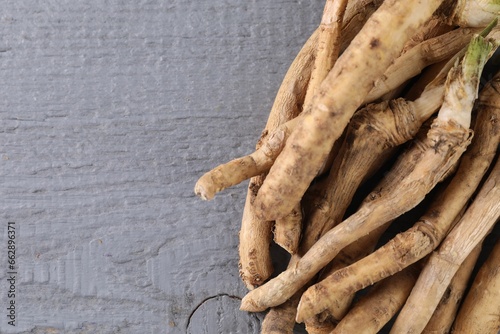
(296, 294, 314, 323)
(193, 182, 212, 200)
(240, 295, 265, 312)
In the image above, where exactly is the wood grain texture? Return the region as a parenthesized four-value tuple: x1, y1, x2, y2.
(0, 0, 322, 333)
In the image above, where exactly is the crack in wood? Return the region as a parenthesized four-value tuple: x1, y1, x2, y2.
(185, 293, 242, 331)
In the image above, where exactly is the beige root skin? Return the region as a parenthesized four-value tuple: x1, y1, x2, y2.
(304, 313, 338, 334)
(299, 226, 391, 333)
(259, 262, 307, 333)
(331, 264, 421, 334)
(296, 221, 433, 323)
(271, 0, 347, 257)
(253, 0, 445, 221)
(302, 0, 349, 179)
(453, 240, 500, 334)
(260, 186, 330, 334)
(260, 293, 301, 334)
(241, 118, 471, 313)
(261, 181, 332, 334)
(297, 105, 497, 319)
(301, 85, 443, 255)
(302, 0, 347, 111)
(422, 244, 482, 334)
(300, 99, 416, 252)
(364, 26, 481, 104)
(320, 223, 391, 321)
(401, 17, 452, 53)
(391, 158, 500, 334)
(339, 0, 383, 52)
(301, 224, 391, 333)
(296, 68, 499, 323)
(291, 81, 443, 325)
(265, 86, 441, 329)
(368, 18, 452, 102)
(260, 174, 336, 330)
(285, 223, 393, 333)
(238, 185, 274, 290)
(405, 59, 449, 100)
(273, 202, 302, 255)
(303, 316, 336, 334)
(296, 96, 439, 327)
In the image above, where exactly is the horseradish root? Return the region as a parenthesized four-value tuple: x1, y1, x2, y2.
(195, 1, 500, 332)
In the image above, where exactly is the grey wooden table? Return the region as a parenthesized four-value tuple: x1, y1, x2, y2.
(0, 0, 324, 333)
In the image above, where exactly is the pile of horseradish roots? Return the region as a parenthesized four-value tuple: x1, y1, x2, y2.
(195, 0, 500, 333)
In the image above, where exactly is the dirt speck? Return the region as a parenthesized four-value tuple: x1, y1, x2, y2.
(369, 38, 380, 49)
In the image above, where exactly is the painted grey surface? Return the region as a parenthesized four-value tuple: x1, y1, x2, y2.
(0, 0, 324, 333)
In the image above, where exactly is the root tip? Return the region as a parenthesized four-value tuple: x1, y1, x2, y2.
(274, 240, 297, 255)
(193, 182, 212, 200)
(240, 294, 264, 312)
(295, 293, 314, 323)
